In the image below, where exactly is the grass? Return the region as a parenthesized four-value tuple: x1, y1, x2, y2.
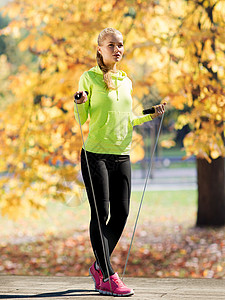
(128, 190, 197, 228)
(0, 190, 197, 243)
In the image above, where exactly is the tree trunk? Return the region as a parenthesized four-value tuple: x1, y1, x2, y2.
(196, 156, 225, 227)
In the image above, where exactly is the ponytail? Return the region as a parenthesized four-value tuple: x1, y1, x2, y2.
(96, 50, 115, 90)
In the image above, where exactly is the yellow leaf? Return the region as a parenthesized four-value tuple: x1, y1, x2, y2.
(160, 140, 176, 148)
(217, 265, 223, 272)
(211, 150, 220, 160)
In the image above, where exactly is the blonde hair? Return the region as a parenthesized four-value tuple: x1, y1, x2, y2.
(96, 28, 123, 90)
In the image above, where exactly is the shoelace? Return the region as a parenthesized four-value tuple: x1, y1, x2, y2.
(112, 276, 125, 288)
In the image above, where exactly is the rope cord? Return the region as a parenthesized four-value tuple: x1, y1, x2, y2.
(75, 99, 112, 291)
(122, 114, 164, 280)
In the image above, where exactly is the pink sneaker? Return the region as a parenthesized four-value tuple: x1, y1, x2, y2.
(99, 273, 134, 297)
(89, 262, 103, 291)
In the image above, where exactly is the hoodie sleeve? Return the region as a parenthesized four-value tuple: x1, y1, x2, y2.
(74, 72, 91, 125)
(131, 113, 152, 126)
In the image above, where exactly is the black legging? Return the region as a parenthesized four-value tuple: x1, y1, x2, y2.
(81, 148, 131, 279)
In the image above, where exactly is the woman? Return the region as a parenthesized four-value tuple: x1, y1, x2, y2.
(74, 28, 166, 297)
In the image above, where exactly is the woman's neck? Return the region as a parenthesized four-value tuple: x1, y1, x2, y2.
(107, 63, 117, 73)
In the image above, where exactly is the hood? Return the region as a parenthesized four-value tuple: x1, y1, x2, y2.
(89, 65, 127, 81)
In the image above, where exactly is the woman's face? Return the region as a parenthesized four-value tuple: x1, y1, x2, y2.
(98, 33, 124, 68)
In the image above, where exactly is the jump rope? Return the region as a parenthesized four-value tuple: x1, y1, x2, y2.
(74, 91, 164, 289)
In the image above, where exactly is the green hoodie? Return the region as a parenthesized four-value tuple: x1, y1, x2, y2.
(74, 65, 152, 155)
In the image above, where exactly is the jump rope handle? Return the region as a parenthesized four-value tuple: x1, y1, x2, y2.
(142, 107, 155, 114)
(74, 91, 89, 100)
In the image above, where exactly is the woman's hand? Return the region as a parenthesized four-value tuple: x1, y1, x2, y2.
(151, 102, 166, 119)
(74, 91, 88, 104)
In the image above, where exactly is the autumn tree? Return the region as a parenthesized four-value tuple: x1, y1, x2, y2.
(0, 0, 147, 219)
(169, 0, 225, 226)
(1, 0, 224, 226)
(116, 0, 225, 226)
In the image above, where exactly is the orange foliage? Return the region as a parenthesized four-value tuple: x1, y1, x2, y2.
(0, 0, 225, 218)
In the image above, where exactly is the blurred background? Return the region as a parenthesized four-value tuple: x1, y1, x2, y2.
(0, 0, 224, 278)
